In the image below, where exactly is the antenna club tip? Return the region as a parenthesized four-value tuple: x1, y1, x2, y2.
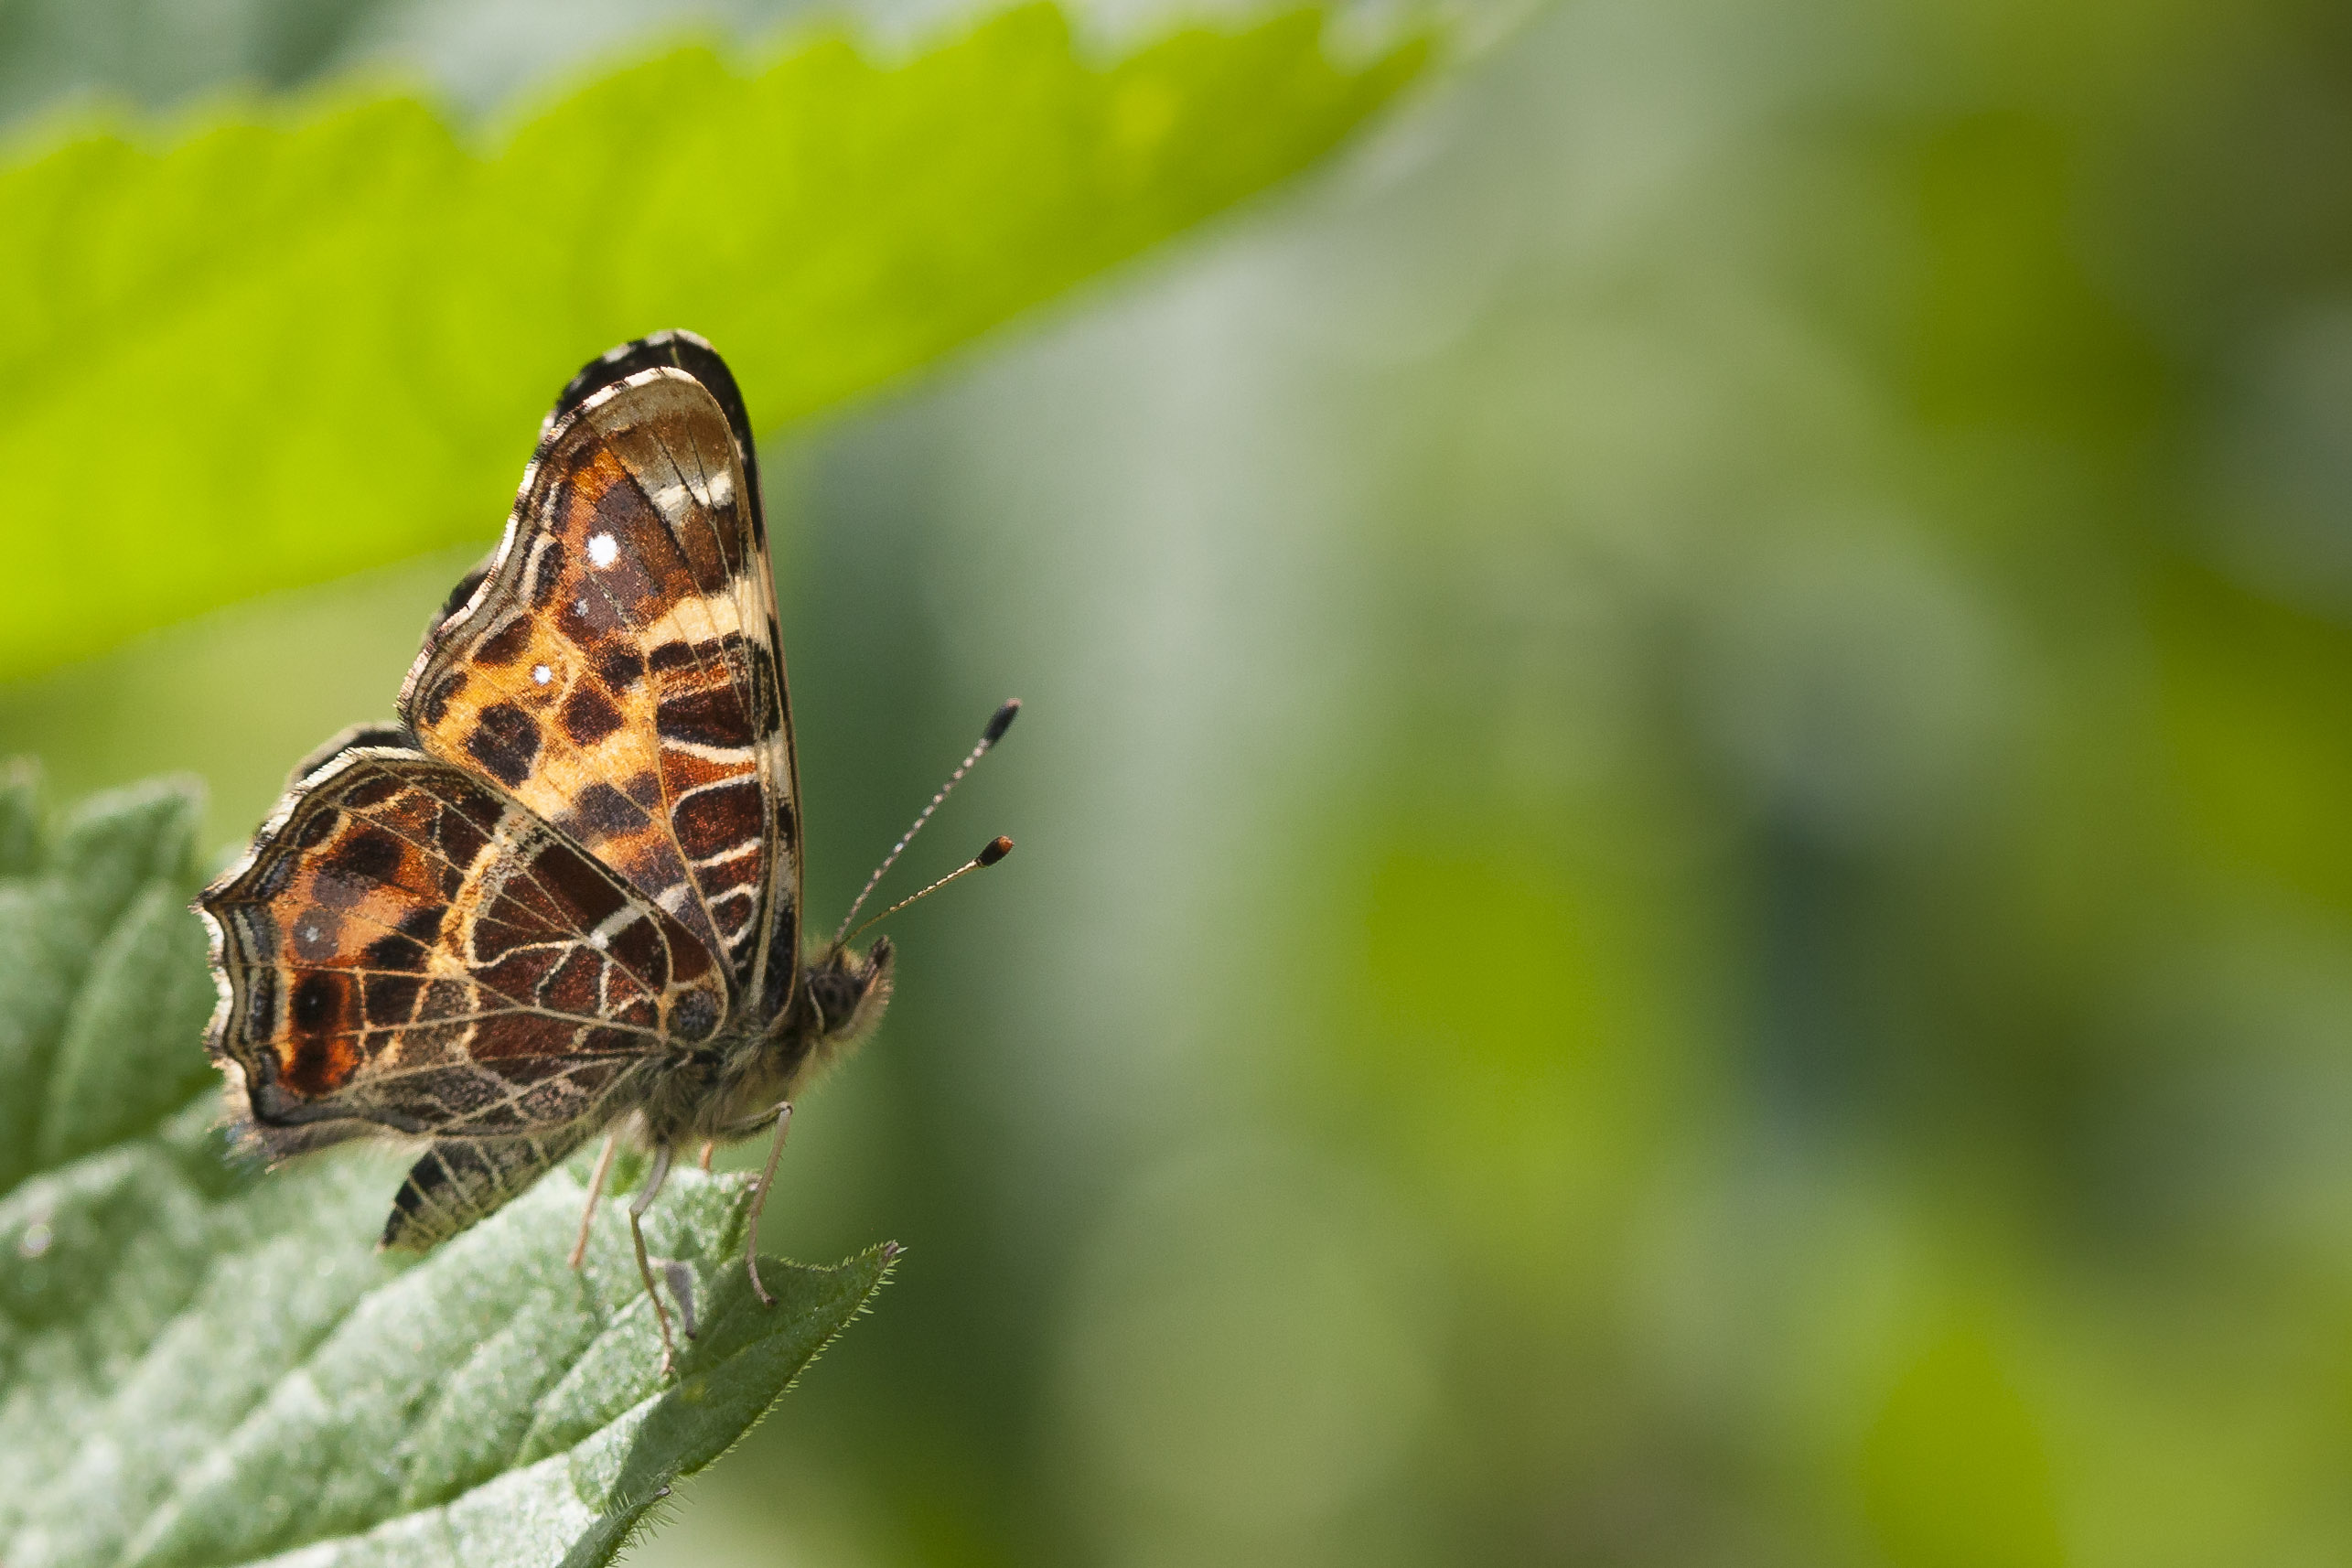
(983, 699, 1021, 746)
(978, 835, 1015, 867)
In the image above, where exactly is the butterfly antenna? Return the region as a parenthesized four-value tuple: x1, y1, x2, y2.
(832, 699, 1020, 946)
(847, 836, 1015, 944)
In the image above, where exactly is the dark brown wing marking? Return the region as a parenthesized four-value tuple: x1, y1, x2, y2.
(397, 365, 798, 1004)
(196, 748, 725, 1161)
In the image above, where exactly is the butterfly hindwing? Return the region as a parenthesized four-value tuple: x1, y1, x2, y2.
(197, 747, 727, 1158)
(383, 1131, 597, 1251)
(397, 360, 799, 1006)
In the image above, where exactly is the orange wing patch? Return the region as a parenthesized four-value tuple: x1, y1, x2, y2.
(197, 746, 725, 1155)
(397, 369, 793, 1000)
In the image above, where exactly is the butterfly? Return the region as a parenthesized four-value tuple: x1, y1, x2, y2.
(195, 331, 1015, 1373)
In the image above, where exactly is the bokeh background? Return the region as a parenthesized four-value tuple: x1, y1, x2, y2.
(7, 0, 2352, 1563)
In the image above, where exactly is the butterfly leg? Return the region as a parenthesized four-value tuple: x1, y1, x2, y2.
(744, 1101, 794, 1307)
(568, 1128, 621, 1270)
(698, 1141, 715, 1172)
(629, 1140, 682, 1377)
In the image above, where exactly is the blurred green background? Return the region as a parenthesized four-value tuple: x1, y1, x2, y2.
(6, 0, 2352, 1563)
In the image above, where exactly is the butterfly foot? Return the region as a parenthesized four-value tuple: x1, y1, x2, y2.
(657, 1257, 701, 1340)
(629, 1144, 685, 1374)
(743, 1101, 792, 1310)
(570, 1130, 621, 1271)
(748, 1250, 775, 1308)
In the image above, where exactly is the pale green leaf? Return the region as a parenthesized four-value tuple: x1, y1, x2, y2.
(0, 4, 1425, 680)
(0, 773, 897, 1568)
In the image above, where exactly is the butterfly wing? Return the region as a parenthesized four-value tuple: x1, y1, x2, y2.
(397, 344, 800, 1017)
(547, 329, 765, 497)
(196, 745, 730, 1242)
(382, 1133, 596, 1250)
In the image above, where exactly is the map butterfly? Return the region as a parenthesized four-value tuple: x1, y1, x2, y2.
(196, 331, 1015, 1372)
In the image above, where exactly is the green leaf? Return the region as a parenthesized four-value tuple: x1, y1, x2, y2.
(0, 773, 897, 1568)
(0, 5, 1425, 681)
(0, 771, 206, 1195)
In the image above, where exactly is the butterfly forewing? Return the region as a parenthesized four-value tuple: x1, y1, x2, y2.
(548, 331, 765, 492)
(397, 365, 798, 1003)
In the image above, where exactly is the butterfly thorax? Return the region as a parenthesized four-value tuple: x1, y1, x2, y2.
(639, 936, 895, 1142)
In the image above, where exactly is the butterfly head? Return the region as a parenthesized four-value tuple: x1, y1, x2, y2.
(802, 934, 895, 1053)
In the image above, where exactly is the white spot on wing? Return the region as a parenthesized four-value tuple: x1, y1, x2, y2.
(587, 532, 619, 568)
(662, 738, 757, 764)
(709, 469, 736, 507)
(650, 481, 693, 521)
(587, 907, 637, 952)
(532, 664, 553, 686)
